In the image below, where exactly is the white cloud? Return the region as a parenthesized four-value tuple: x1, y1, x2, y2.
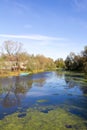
(0, 34, 66, 41)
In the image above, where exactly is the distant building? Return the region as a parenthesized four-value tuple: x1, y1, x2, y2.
(0, 61, 28, 71)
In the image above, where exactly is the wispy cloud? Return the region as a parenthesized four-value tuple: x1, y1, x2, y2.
(73, 0, 87, 11)
(15, 2, 28, 12)
(0, 34, 66, 41)
(12, 1, 40, 18)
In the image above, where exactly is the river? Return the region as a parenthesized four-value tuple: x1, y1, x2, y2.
(0, 71, 87, 129)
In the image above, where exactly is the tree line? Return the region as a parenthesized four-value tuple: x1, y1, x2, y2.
(0, 40, 87, 74)
(54, 46, 87, 73)
(65, 46, 87, 73)
(0, 41, 55, 74)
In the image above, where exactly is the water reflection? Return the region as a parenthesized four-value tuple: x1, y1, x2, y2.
(81, 85, 87, 94)
(0, 76, 31, 108)
(0, 74, 46, 109)
(64, 73, 87, 95)
(0, 71, 87, 120)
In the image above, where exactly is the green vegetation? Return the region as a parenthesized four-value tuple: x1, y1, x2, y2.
(65, 46, 87, 73)
(0, 41, 56, 77)
(54, 46, 87, 76)
(0, 107, 87, 130)
(36, 99, 48, 103)
(55, 58, 65, 69)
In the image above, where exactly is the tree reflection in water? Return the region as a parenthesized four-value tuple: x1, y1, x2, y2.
(1, 76, 32, 108)
(0, 75, 46, 108)
(64, 73, 87, 95)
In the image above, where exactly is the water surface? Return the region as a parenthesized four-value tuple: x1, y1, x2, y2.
(0, 71, 87, 121)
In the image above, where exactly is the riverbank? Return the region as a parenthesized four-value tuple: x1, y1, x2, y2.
(0, 69, 46, 78)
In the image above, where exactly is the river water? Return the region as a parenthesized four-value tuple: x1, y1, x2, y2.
(0, 71, 87, 121)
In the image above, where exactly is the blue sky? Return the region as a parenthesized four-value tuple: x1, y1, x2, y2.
(0, 0, 87, 60)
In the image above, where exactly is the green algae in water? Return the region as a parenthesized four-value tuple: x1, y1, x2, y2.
(0, 107, 87, 130)
(36, 99, 48, 103)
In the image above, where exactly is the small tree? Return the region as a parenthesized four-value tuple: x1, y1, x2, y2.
(2, 40, 23, 71)
(55, 58, 65, 69)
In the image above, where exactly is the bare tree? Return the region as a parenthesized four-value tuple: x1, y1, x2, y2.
(2, 40, 23, 71)
(3, 40, 22, 56)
